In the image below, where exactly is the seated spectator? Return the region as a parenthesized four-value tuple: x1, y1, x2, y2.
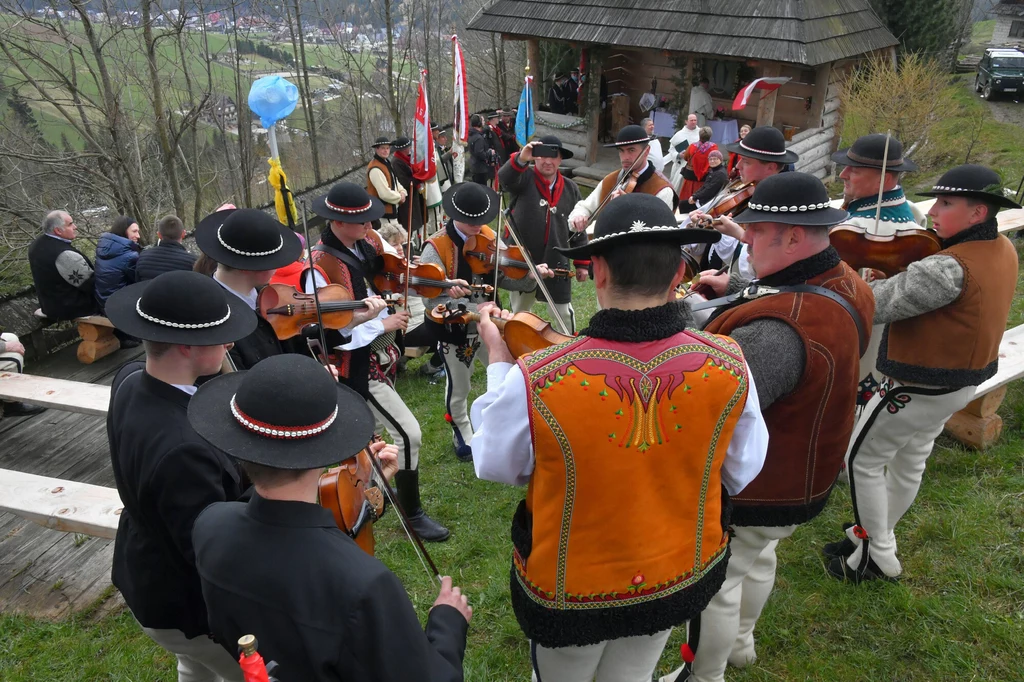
(28, 210, 98, 322)
(94, 216, 141, 311)
(0, 332, 46, 417)
(136, 216, 197, 281)
(685, 149, 729, 207)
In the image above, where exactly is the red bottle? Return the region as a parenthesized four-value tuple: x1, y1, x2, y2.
(237, 635, 271, 682)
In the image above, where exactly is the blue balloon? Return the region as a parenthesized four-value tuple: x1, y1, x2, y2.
(248, 76, 299, 128)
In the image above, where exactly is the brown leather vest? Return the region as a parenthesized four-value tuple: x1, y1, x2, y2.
(598, 167, 674, 205)
(879, 228, 1018, 388)
(705, 261, 875, 526)
(366, 158, 399, 218)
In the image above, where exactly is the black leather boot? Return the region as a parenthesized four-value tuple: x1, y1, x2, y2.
(394, 469, 450, 542)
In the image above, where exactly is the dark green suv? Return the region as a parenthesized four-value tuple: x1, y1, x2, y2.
(976, 48, 1024, 100)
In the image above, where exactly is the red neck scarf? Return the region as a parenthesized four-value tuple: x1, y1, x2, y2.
(533, 171, 565, 243)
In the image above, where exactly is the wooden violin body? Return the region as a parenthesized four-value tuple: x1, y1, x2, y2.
(373, 252, 494, 298)
(692, 181, 755, 229)
(428, 304, 573, 358)
(318, 440, 385, 556)
(257, 283, 369, 340)
(462, 234, 573, 281)
(829, 225, 941, 278)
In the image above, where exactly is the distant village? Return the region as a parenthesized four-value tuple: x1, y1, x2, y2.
(34, 7, 405, 50)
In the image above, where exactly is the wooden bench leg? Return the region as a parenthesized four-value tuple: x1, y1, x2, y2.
(944, 386, 1007, 450)
(76, 323, 120, 365)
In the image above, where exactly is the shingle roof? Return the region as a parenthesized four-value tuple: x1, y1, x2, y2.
(467, 0, 899, 66)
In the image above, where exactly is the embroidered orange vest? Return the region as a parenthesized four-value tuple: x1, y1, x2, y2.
(366, 158, 399, 218)
(425, 225, 496, 279)
(511, 329, 750, 647)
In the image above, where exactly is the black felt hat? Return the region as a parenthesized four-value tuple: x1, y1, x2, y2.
(537, 134, 574, 159)
(604, 124, 653, 148)
(391, 136, 411, 150)
(105, 270, 257, 345)
(733, 172, 850, 226)
(487, 111, 501, 120)
(724, 126, 799, 164)
(371, 136, 391, 148)
(919, 164, 1022, 209)
(442, 182, 500, 225)
(831, 133, 918, 173)
(194, 208, 303, 271)
(430, 121, 440, 132)
(310, 182, 386, 223)
(188, 354, 375, 470)
(557, 193, 720, 260)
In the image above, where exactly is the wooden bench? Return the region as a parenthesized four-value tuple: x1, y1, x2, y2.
(0, 371, 110, 416)
(0, 468, 122, 539)
(944, 324, 1024, 449)
(74, 315, 120, 364)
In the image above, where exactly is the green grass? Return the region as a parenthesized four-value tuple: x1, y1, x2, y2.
(3, 270, 1024, 680)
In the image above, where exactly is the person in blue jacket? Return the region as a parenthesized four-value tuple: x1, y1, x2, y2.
(95, 215, 141, 312)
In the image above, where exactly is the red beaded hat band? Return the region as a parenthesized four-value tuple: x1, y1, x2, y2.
(230, 395, 338, 439)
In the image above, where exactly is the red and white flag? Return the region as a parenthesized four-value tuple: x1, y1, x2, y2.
(732, 77, 791, 110)
(452, 35, 469, 143)
(412, 70, 436, 182)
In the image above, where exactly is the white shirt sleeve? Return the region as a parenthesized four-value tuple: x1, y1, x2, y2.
(711, 233, 739, 264)
(568, 181, 607, 223)
(369, 168, 403, 205)
(648, 140, 666, 173)
(470, 362, 535, 486)
(720, 371, 769, 495)
(301, 268, 389, 348)
(655, 186, 675, 210)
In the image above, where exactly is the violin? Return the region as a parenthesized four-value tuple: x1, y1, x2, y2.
(462, 233, 574, 281)
(620, 144, 652, 195)
(258, 283, 390, 340)
(428, 303, 573, 358)
(372, 252, 494, 298)
(691, 181, 756, 229)
(829, 226, 941, 279)
(318, 437, 386, 556)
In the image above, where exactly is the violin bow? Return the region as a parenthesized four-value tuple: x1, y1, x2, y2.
(872, 130, 892, 236)
(304, 202, 442, 585)
(493, 191, 504, 297)
(502, 207, 572, 336)
(578, 143, 652, 234)
(300, 201, 332, 363)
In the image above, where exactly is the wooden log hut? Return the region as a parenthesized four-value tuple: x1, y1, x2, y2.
(467, 0, 899, 180)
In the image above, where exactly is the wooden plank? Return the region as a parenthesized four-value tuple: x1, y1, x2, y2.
(0, 469, 122, 540)
(0, 372, 110, 415)
(756, 63, 782, 128)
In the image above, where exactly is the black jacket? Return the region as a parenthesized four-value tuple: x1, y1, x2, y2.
(229, 314, 283, 370)
(690, 166, 729, 206)
(28, 233, 97, 321)
(466, 128, 492, 175)
(136, 241, 198, 281)
(193, 494, 468, 682)
(108, 364, 245, 637)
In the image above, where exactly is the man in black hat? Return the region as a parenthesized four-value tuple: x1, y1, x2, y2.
(686, 126, 799, 280)
(663, 172, 874, 682)
(390, 136, 427, 235)
(547, 74, 567, 115)
(484, 111, 508, 174)
(829, 133, 928, 409)
(466, 114, 494, 187)
(366, 136, 406, 231)
(308, 182, 449, 542)
(419, 182, 541, 463)
(497, 109, 520, 159)
(498, 136, 587, 330)
(434, 125, 456, 192)
(565, 69, 580, 115)
(568, 124, 677, 233)
(470, 192, 767, 681)
(826, 164, 1019, 584)
(104, 270, 259, 682)
(188, 354, 471, 682)
(194, 208, 304, 370)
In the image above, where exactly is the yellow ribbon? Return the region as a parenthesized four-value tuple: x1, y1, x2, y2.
(268, 158, 297, 226)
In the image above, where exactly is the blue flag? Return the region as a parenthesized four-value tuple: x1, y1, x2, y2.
(515, 75, 534, 147)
